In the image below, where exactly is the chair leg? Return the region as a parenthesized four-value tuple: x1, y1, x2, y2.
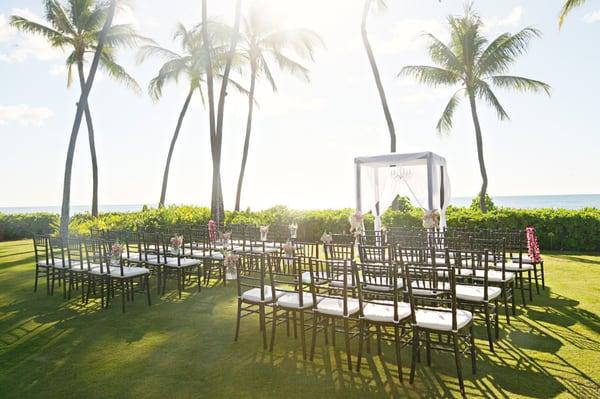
(299, 311, 307, 360)
(234, 299, 242, 341)
(343, 318, 352, 371)
(356, 319, 364, 372)
(425, 332, 432, 366)
(409, 327, 419, 384)
(484, 303, 494, 352)
(310, 313, 318, 361)
(494, 299, 500, 340)
(394, 325, 403, 383)
(196, 265, 202, 292)
(331, 318, 336, 346)
(502, 283, 510, 325)
(511, 280, 517, 315)
(376, 325, 383, 356)
(533, 265, 540, 294)
(540, 261, 545, 290)
(519, 273, 527, 307)
(270, 307, 277, 352)
(177, 269, 182, 299)
(527, 270, 533, 302)
(121, 279, 126, 313)
(452, 332, 465, 395)
(34, 267, 39, 292)
(260, 304, 267, 350)
(469, 324, 477, 374)
(146, 275, 151, 306)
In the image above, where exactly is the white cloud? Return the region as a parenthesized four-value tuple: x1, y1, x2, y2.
(0, 8, 65, 63)
(583, 10, 600, 23)
(0, 105, 54, 126)
(377, 18, 447, 55)
(482, 6, 524, 32)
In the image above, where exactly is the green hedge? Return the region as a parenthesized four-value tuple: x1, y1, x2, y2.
(2, 205, 599, 252)
(0, 213, 58, 241)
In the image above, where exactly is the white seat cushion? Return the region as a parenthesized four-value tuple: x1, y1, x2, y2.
(43, 259, 80, 269)
(456, 284, 501, 302)
(209, 252, 224, 260)
(411, 281, 450, 296)
(241, 286, 283, 303)
(277, 292, 320, 309)
(512, 255, 542, 264)
(165, 258, 201, 268)
(316, 297, 360, 316)
(125, 252, 141, 260)
(362, 301, 411, 323)
(364, 277, 404, 291)
(330, 274, 356, 288)
(474, 269, 514, 282)
(301, 271, 330, 284)
(438, 268, 473, 278)
(89, 266, 149, 278)
(501, 261, 534, 271)
(416, 308, 472, 331)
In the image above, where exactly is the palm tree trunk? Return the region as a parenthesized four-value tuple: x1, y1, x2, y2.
(59, 0, 116, 236)
(467, 92, 489, 213)
(159, 86, 194, 207)
(76, 61, 99, 217)
(361, 0, 396, 152)
(211, 0, 242, 223)
(202, 0, 222, 223)
(234, 66, 257, 211)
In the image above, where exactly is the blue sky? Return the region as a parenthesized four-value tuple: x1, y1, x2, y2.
(0, 0, 599, 210)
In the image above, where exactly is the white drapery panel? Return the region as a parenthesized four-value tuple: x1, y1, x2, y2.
(355, 152, 451, 230)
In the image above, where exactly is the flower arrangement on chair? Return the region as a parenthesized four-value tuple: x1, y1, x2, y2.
(289, 223, 298, 240)
(526, 226, 542, 263)
(260, 225, 270, 242)
(349, 210, 364, 239)
(110, 242, 125, 265)
(220, 231, 232, 247)
(223, 251, 240, 280)
(282, 241, 295, 258)
(170, 235, 183, 255)
(320, 232, 333, 245)
(422, 209, 440, 229)
(208, 220, 217, 242)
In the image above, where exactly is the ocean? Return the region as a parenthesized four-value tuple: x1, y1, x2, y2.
(1, 194, 599, 215)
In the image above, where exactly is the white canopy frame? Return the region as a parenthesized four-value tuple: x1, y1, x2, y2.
(354, 151, 451, 230)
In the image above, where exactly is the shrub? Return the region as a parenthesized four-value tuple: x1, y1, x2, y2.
(0, 213, 58, 241)
(3, 205, 599, 252)
(470, 193, 497, 212)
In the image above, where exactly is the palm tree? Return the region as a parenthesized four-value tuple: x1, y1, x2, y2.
(139, 23, 246, 208)
(233, 7, 321, 211)
(10, 0, 144, 217)
(57, 0, 118, 235)
(559, 0, 590, 28)
(362, 0, 396, 152)
(399, 5, 550, 212)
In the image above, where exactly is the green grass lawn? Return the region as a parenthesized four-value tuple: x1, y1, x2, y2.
(0, 240, 599, 398)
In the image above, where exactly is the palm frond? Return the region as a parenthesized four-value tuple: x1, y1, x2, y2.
(262, 29, 323, 61)
(259, 55, 277, 92)
(9, 16, 68, 46)
(137, 44, 181, 64)
(477, 27, 541, 76)
(476, 80, 509, 121)
(398, 65, 460, 87)
(490, 75, 551, 95)
(147, 57, 190, 100)
(105, 24, 153, 48)
(436, 89, 464, 133)
(99, 51, 142, 94)
(559, 0, 588, 28)
(422, 33, 463, 74)
(269, 51, 311, 82)
(47, 0, 76, 35)
(216, 74, 249, 97)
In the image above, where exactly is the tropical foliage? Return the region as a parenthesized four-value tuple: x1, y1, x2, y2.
(559, 0, 590, 28)
(10, 0, 146, 218)
(399, 5, 550, 213)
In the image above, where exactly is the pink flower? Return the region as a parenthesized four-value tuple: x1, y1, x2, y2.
(526, 226, 542, 263)
(208, 220, 217, 242)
